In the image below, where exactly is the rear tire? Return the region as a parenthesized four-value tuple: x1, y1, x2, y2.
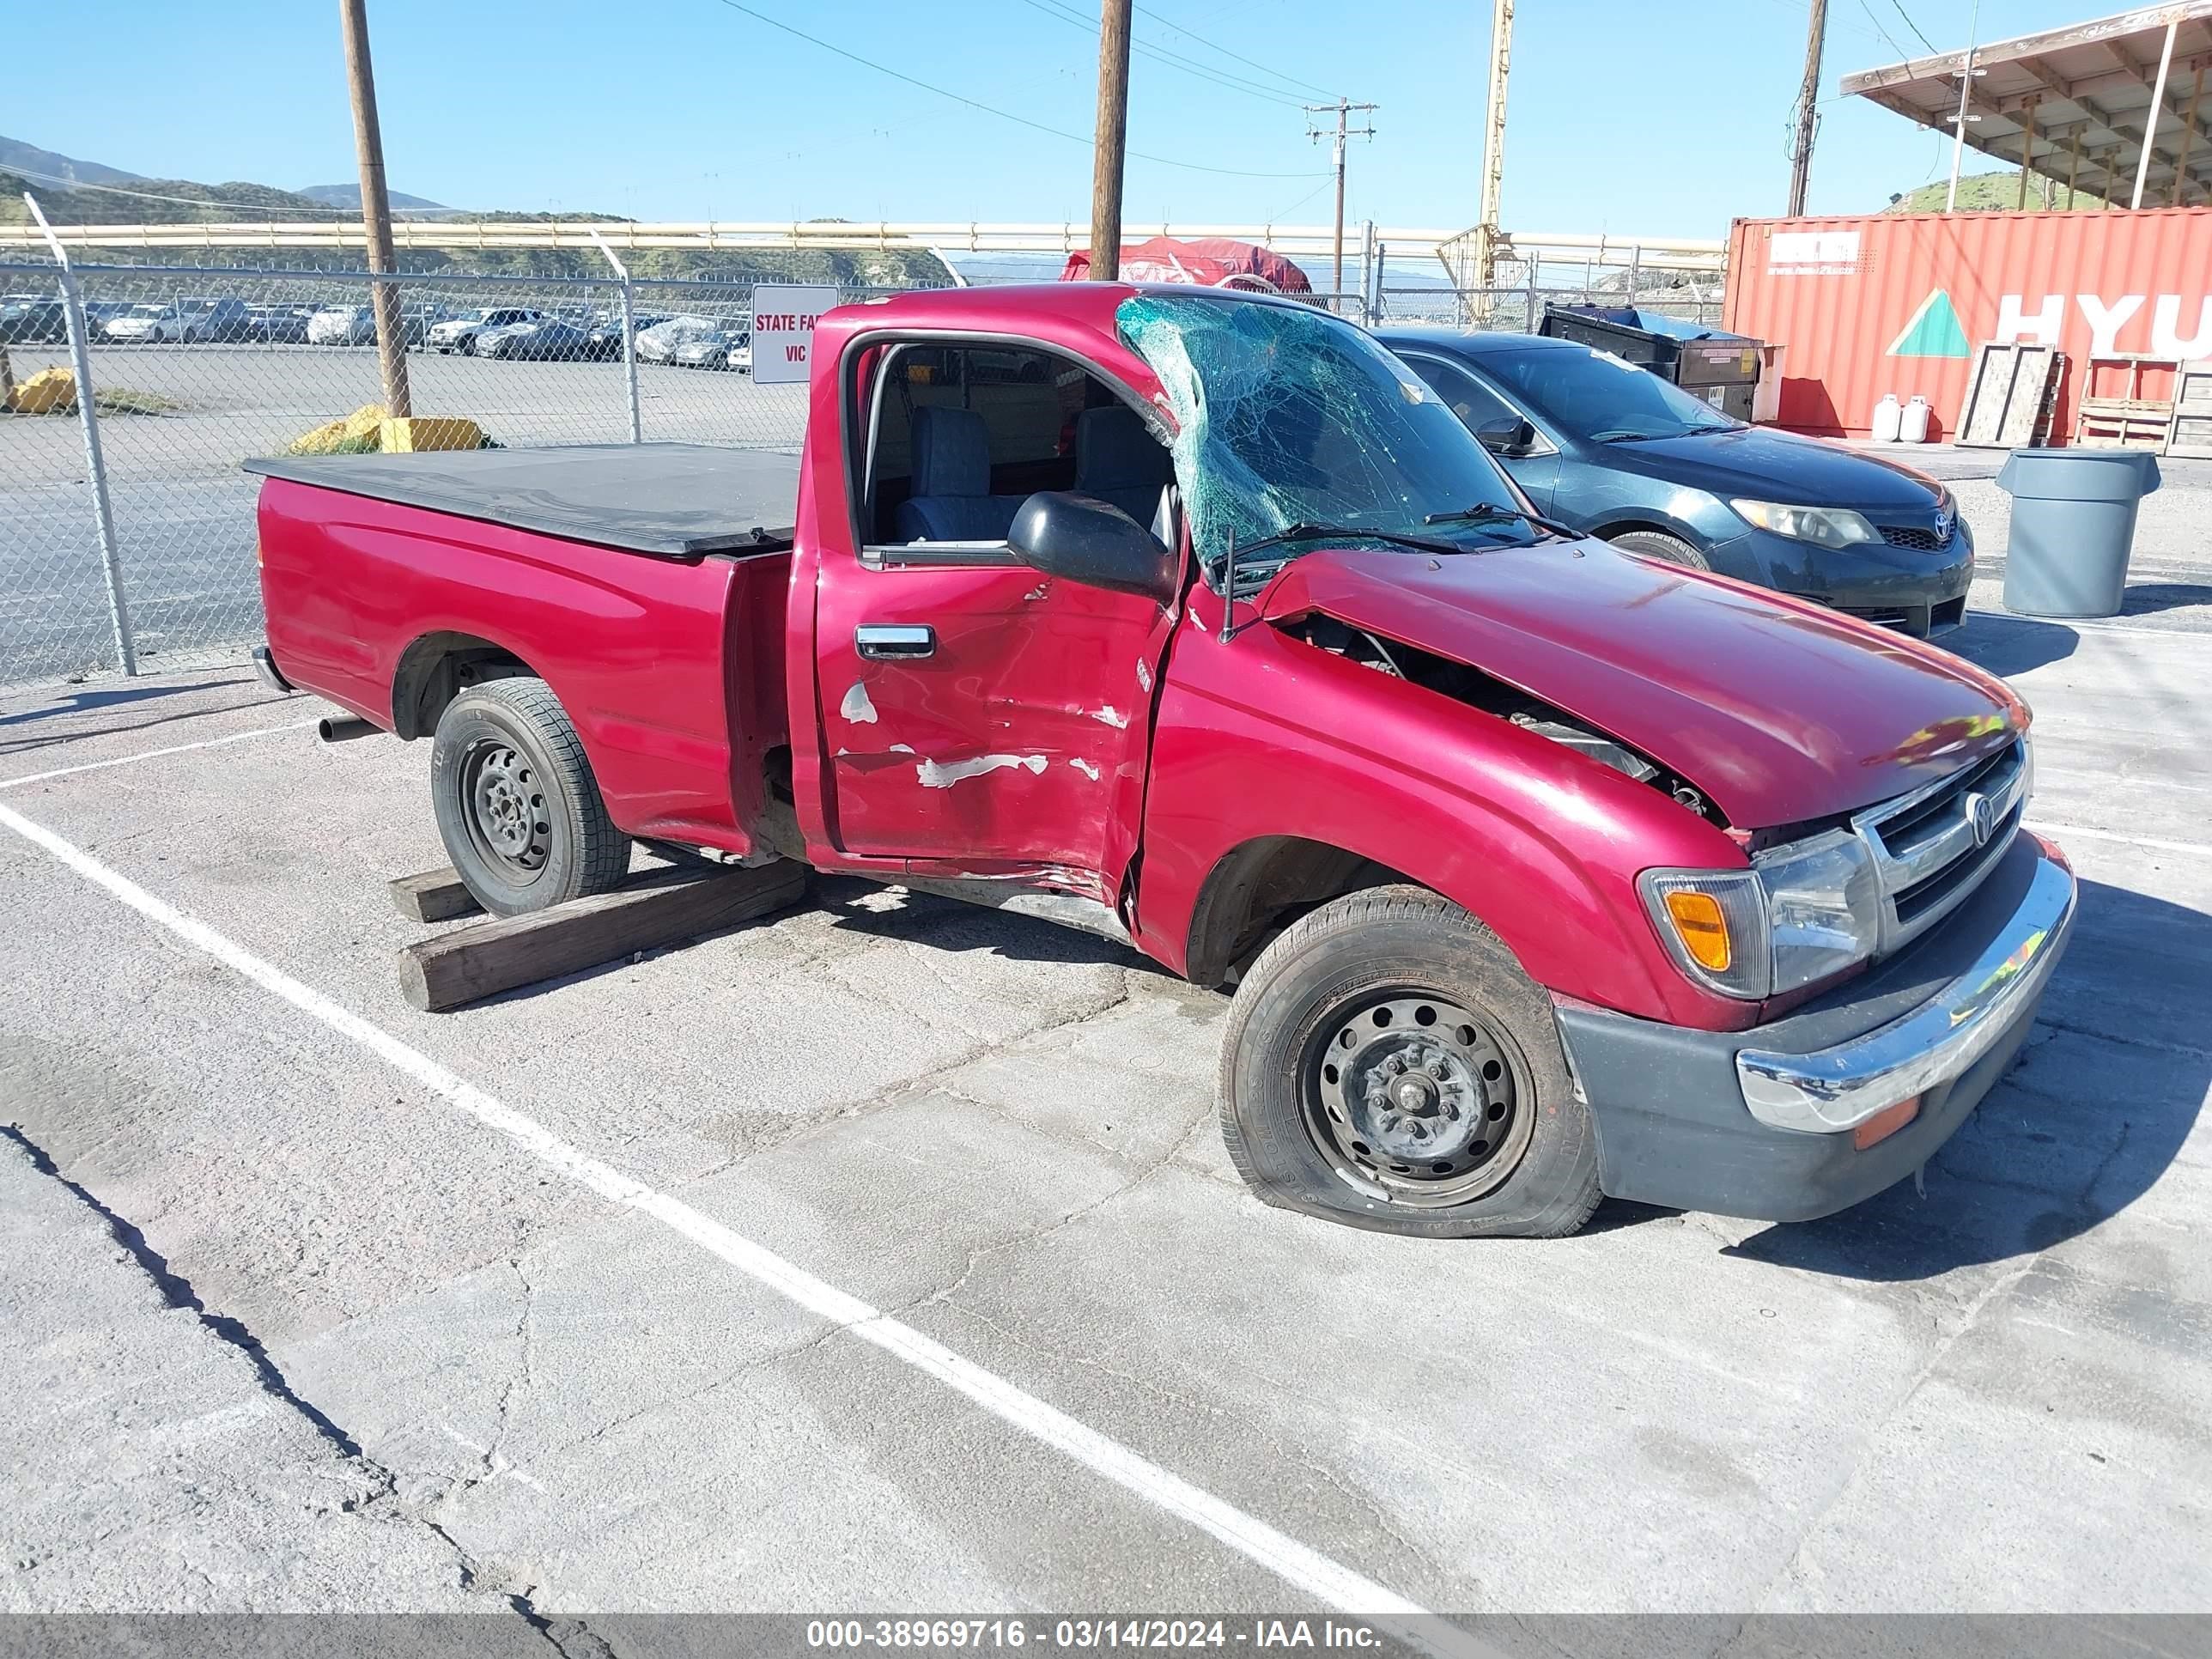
(1218, 885, 1601, 1239)
(1609, 528, 1710, 570)
(430, 678, 629, 917)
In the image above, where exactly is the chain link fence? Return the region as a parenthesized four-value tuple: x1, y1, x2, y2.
(1371, 253, 1726, 331)
(3, 249, 1726, 688)
(0, 259, 907, 687)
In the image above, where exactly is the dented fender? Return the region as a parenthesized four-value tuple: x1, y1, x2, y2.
(1131, 610, 1765, 1030)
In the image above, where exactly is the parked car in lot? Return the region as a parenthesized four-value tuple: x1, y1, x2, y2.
(0, 295, 69, 344)
(671, 327, 749, 369)
(583, 311, 669, 360)
(242, 305, 314, 344)
(400, 301, 456, 345)
(1382, 329, 1975, 637)
(177, 296, 253, 342)
(634, 315, 724, 363)
(427, 307, 546, 356)
(307, 305, 377, 346)
(249, 284, 2073, 1241)
(103, 301, 199, 343)
(477, 318, 597, 361)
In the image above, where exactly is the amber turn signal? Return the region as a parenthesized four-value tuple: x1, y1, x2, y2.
(1663, 890, 1733, 972)
(1852, 1096, 1922, 1150)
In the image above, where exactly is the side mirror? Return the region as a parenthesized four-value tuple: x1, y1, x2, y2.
(1008, 492, 1176, 605)
(1474, 416, 1539, 459)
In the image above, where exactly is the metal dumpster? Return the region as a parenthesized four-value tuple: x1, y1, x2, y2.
(1540, 306, 1766, 422)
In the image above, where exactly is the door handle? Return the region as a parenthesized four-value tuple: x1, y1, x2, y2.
(855, 624, 937, 660)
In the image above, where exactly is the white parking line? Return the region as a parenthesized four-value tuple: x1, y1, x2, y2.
(2031, 820, 2211, 858)
(0, 720, 318, 791)
(0, 795, 1483, 1653)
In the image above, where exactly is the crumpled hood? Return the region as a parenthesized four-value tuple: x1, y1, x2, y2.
(1256, 541, 2022, 827)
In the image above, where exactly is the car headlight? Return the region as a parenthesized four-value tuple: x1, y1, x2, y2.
(1730, 498, 1880, 549)
(1640, 828, 1882, 1000)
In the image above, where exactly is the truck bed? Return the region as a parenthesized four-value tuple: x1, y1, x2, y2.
(243, 442, 802, 560)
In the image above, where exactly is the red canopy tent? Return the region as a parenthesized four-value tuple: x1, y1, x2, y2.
(1058, 236, 1313, 295)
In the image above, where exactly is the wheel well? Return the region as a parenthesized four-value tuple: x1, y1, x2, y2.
(1595, 519, 1692, 546)
(392, 632, 538, 739)
(1184, 836, 1409, 988)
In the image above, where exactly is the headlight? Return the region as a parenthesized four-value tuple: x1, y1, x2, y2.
(1641, 828, 1882, 1000)
(1730, 499, 1880, 549)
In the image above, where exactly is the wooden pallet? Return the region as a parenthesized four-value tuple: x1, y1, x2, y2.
(2169, 360, 2212, 459)
(1955, 343, 2063, 448)
(2074, 355, 2176, 453)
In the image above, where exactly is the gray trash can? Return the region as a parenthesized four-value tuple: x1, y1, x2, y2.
(1996, 447, 2160, 618)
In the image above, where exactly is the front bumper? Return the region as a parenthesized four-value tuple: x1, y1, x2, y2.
(1553, 833, 2076, 1223)
(1710, 525, 1975, 637)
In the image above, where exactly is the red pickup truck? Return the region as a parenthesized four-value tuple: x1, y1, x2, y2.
(248, 283, 2075, 1239)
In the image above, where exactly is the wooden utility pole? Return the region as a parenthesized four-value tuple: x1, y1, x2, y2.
(1304, 98, 1378, 304)
(1786, 0, 1827, 216)
(1089, 0, 1133, 279)
(339, 0, 410, 417)
(1474, 0, 1514, 289)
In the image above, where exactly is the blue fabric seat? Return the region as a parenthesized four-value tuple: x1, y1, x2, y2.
(1074, 404, 1175, 527)
(894, 406, 1024, 543)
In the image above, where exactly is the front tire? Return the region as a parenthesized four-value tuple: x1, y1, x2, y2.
(1609, 528, 1710, 570)
(430, 678, 629, 916)
(1218, 885, 1601, 1238)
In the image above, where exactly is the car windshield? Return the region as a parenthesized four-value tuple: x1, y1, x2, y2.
(127, 305, 166, 318)
(1115, 294, 1535, 579)
(1480, 343, 1741, 441)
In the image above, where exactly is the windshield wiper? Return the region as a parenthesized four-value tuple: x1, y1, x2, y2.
(1230, 521, 1474, 564)
(1422, 501, 1581, 539)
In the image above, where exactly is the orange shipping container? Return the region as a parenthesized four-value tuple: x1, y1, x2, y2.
(1723, 207, 2212, 444)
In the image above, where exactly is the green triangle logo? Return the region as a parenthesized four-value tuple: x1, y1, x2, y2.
(1887, 289, 1972, 358)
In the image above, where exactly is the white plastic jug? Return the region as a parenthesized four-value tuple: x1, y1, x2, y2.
(1900, 395, 1932, 443)
(1871, 393, 1903, 443)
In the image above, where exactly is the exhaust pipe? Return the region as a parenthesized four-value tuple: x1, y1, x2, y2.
(317, 715, 382, 744)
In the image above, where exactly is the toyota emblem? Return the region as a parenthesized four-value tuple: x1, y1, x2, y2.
(1934, 506, 1955, 543)
(1965, 791, 1996, 848)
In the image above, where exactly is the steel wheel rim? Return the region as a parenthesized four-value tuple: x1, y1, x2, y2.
(1304, 993, 1534, 1206)
(459, 738, 551, 884)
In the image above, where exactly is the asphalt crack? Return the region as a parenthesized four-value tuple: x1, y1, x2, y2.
(1, 1121, 369, 1464)
(3, 1121, 606, 1644)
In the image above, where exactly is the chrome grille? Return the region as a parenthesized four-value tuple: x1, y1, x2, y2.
(1853, 738, 2027, 951)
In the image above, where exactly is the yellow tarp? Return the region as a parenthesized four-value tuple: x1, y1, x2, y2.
(285, 405, 489, 456)
(6, 367, 76, 416)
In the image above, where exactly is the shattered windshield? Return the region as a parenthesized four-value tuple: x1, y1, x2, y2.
(1116, 294, 1535, 580)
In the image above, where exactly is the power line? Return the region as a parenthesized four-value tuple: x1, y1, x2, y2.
(1133, 3, 1339, 98)
(708, 0, 1325, 179)
(1018, 0, 1310, 107)
(1887, 0, 1940, 54)
(1854, 0, 1913, 63)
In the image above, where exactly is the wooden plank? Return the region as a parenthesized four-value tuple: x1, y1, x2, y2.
(399, 860, 809, 1013)
(390, 866, 483, 925)
(1997, 349, 2063, 447)
(1956, 343, 2063, 448)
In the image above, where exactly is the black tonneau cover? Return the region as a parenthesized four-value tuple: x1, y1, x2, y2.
(243, 442, 802, 560)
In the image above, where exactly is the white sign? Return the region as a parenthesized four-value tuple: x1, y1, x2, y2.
(750, 284, 838, 385)
(1768, 229, 1861, 277)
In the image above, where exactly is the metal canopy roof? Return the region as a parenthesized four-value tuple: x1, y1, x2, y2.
(1841, 3, 2212, 209)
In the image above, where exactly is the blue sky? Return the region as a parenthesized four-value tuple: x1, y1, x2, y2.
(10, 0, 2101, 237)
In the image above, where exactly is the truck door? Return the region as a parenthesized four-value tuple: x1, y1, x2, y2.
(812, 339, 1179, 902)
